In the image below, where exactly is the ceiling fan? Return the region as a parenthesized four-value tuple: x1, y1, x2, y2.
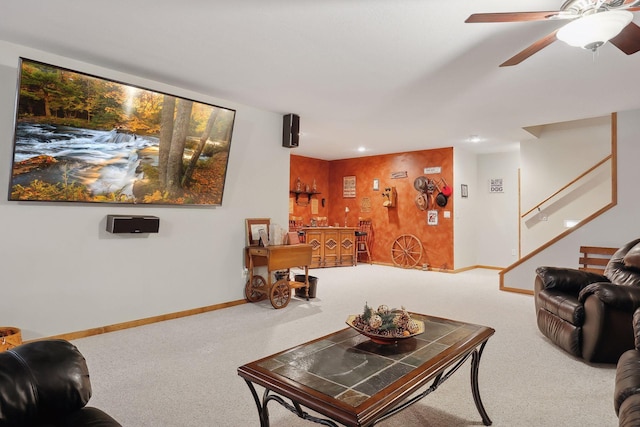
(466, 0, 640, 66)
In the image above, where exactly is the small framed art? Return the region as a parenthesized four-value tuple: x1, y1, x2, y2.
(489, 178, 504, 193)
(427, 210, 438, 226)
(343, 176, 356, 198)
(245, 218, 270, 246)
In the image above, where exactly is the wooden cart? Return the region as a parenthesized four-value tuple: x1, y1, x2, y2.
(244, 244, 313, 309)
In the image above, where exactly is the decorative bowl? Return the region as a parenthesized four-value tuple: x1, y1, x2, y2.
(345, 315, 424, 345)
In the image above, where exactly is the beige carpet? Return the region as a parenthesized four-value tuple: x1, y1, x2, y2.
(73, 265, 618, 426)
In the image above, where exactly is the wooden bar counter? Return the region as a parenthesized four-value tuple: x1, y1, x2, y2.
(301, 226, 356, 268)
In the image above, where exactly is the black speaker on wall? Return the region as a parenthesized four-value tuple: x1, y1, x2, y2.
(282, 113, 300, 148)
(106, 215, 160, 233)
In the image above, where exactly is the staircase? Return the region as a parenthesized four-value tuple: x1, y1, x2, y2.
(500, 113, 617, 293)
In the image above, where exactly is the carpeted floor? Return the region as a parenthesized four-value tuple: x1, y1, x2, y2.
(73, 265, 618, 426)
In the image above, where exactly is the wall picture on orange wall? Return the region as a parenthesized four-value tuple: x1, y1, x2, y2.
(427, 210, 438, 226)
(361, 197, 372, 213)
(343, 176, 356, 198)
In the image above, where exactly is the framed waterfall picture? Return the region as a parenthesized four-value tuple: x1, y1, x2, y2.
(8, 58, 236, 206)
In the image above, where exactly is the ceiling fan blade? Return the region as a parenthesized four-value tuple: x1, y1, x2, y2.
(465, 11, 564, 23)
(610, 0, 640, 8)
(500, 30, 559, 67)
(610, 22, 640, 54)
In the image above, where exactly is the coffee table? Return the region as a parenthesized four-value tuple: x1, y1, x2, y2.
(237, 313, 495, 426)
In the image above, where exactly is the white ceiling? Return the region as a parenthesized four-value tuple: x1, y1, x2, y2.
(0, 0, 638, 160)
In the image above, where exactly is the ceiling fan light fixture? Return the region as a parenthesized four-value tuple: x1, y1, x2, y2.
(556, 10, 633, 50)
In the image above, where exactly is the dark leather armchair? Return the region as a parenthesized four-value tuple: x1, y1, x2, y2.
(535, 238, 640, 363)
(615, 308, 640, 426)
(0, 339, 121, 427)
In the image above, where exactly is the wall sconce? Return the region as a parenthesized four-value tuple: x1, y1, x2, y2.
(344, 206, 350, 226)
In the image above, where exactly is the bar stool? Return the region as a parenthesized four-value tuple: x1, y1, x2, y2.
(356, 218, 372, 264)
(289, 216, 305, 243)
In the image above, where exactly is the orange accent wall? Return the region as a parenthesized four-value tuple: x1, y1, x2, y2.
(289, 155, 330, 225)
(291, 148, 454, 270)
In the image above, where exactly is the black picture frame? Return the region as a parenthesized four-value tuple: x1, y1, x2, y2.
(9, 58, 236, 206)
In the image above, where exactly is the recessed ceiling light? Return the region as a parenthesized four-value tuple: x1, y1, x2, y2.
(357, 146, 366, 152)
(467, 135, 482, 143)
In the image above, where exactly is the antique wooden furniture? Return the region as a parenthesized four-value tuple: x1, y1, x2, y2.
(356, 218, 372, 264)
(302, 227, 356, 268)
(238, 313, 494, 426)
(290, 189, 321, 206)
(391, 234, 423, 268)
(244, 244, 312, 309)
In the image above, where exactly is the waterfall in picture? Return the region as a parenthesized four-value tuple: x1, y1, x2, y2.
(12, 122, 159, 198)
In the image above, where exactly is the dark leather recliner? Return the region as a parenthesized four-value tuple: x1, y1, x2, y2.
(0, 339, 121, 427)
(535, 238, 640, 363)
(615, 308, 640, 426)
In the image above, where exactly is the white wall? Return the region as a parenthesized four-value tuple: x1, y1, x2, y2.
(503, 109, 640, 292)
(453, 148, 477, 269)
(519, 116, 612, 254)
(0, 41, 291, 339)
(476, 151, 520, 267)
(519, 116, 611, 210)
(454, 149, 520, 270)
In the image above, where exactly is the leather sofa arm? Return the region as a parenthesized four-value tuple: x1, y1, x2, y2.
(615, 349, 640, 415)
(0, 340, 121, 427)
(535, 266, 609, 294)
(579, 282, 640, 311)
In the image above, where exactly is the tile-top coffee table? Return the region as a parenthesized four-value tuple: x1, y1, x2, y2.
(237, 313, 495, 426)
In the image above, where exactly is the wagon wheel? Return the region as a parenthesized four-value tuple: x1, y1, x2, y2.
(270, 279, 292, 309)
(244, 275, 267, 302)
(391, 234, 423, 269)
